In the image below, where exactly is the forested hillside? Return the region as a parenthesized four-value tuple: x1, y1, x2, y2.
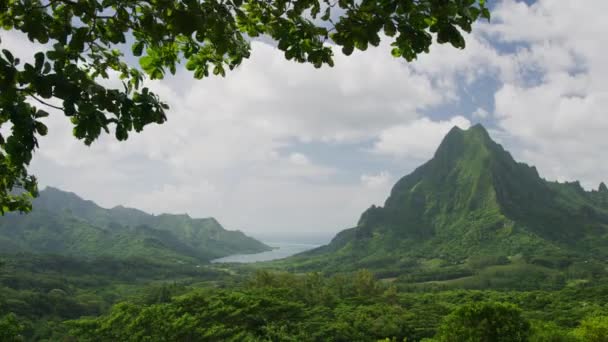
(279, 125, 608, 288)
(0, 187, 270, 262)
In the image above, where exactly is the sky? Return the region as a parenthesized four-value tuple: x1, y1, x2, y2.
(2, 0, 608, 241)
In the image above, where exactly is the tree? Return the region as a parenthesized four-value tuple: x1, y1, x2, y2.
(573, 314, 608, 342)
(0, 0, 490, 213)
(435, 302, 531, 342)
(529, 321, 577, 342)
(0, 313, 25, 342)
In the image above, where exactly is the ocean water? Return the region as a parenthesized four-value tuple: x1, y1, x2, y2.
(211, 242, 320, 263)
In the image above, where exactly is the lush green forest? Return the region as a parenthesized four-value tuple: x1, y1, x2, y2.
(2, 264, 608, 341)
(0, 253, 234, 340)
(3, 125, 608, 341)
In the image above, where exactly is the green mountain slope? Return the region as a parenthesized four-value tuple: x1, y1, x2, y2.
(283, 125, 608, 285)
(0, 187, 270, 262)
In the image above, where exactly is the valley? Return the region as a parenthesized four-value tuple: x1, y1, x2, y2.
(2, 125, 608, 341)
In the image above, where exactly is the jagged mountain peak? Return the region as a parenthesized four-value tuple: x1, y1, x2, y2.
(445, 123, 489, 138)
(434, 124, 500, 161)
(295, 124, 608, 276)
(385, 124, 520, 209)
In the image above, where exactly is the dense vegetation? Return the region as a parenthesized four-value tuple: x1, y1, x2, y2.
(3, 267, 608, 341)
(0, 253, 235, 341)
(0, 187, 270, 262)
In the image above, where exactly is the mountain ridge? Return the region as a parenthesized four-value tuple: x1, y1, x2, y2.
(280, 124, 608, 287)
(0, 187, 270, 262)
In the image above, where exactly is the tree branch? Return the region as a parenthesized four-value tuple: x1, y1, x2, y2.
(27, 94, 63, 111)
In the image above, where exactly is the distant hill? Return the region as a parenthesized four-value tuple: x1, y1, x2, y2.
(282, 125, 608, 288)
(0, 187, 270, 262)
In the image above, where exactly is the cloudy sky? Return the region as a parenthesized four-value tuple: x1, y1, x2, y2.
(3, 0, 607, 241)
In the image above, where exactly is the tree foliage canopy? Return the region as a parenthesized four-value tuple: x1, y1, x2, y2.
(436, 302, 531, 342)
(0, 313, 24, 342)
(573, 314, 608, 342)
(2, 258, 608, 341)
(0, 0, 489, 213)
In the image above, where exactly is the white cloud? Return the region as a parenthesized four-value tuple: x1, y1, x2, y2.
(288, 153, 310, 166)
(9, 35, 473, 235)
(472, 108, 489, 119)
(410, 30, 518, 86)
(484, 0, 608, 189)
(361, 171, 392, 189)
(372, 116, 472, 160)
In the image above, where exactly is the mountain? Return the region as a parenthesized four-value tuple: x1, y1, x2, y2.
(0, 187, 270, 262)
(283, 125, 608, 287)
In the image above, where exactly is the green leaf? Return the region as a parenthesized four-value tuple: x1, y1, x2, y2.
(321, 8, 331, 21)
(213, 65, 225, 76)
(151, 69, 164, 79)
(2, 49, 14, 63)
(185, 59, 198, 71)
(481, 8, 491, 20)
(384, 21, 396, 37)
(139, 56, 155, 73)
(69, 27, 88, 52)
(34, 52, 44, 71)
(35, 110, 49, 118)
(355, 40, 368, 51)
(342, 44, 354, 56)
(36, 78, 53, 99)
(132, 41, 145, 57)
(35, 121, 48, 136)
(194, 68, 206, 79)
